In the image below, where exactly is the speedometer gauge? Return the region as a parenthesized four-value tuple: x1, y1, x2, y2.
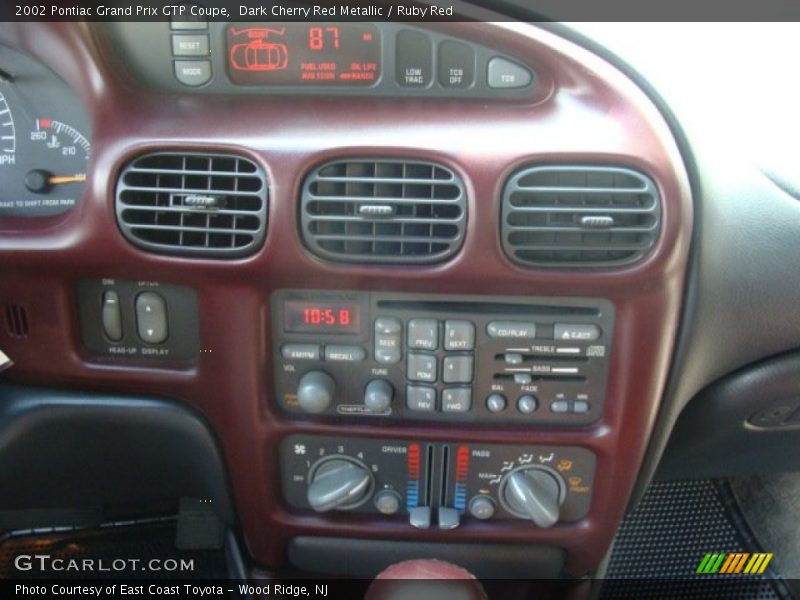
(0, 45, 91, 217)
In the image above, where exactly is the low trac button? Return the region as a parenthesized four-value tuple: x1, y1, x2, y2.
(396, 30, 433, 87)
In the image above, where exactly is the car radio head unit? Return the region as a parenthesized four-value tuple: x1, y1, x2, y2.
(272, 290, 614, 425)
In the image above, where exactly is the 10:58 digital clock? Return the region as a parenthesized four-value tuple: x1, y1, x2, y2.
(284, 300, 361, 334)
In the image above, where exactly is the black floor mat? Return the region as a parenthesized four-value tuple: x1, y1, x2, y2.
(601, 479, 792, 599)
(0, 520, 229, 579)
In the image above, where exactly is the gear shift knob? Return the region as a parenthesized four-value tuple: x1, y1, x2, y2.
(365, 559, 486, 600)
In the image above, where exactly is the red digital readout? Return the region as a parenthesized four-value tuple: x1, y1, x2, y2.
(284, 300, 361, 334)
(302, 307, 352, 327)
(226, 23, 380, 86)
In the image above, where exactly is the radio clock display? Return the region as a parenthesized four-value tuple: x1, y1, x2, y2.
(226, 23, 381, 86)
(284, 300, 361, 334)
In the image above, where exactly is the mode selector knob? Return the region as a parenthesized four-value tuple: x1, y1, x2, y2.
(364, 379, 394, 412)
(500, 466, 566, 528)
(297, 371, 335, 414)
(306, 457, 373, 512)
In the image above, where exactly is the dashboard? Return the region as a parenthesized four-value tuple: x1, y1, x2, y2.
(0, 12, 698, 579)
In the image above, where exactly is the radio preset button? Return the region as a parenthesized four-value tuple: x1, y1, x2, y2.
(281, 344, 320, 361)
(407, 318, 439, 350)
(406, 385, 436, 411)
(486, 393, 507, 413)
(442, 355, 473, 384)
(324, 345, 366, 362)
(442, 388, 472, 413)
(444, 320, 475, 351)
(487, 321, 537, 339)
(407, 352, 437, 383)
(554, 323, 601, 341)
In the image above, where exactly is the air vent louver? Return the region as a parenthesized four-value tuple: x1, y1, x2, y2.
(4, 304, 29, 338)
(116, 152, 268, 257)
(301, 159, 467, 264)
(502, 165, 661, 268)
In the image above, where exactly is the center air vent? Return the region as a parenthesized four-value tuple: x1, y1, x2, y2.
(116, 152, 268, 257)
(502, 165, 661, 268)
(301, 159, 467, 264)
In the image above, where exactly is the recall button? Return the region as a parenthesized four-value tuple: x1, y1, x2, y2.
(324, 345, 366, 362)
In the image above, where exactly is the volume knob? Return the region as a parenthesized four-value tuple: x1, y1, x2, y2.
(296, 371, 335, 414)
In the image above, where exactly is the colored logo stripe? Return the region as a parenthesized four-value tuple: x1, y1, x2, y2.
(697, 553, 774, 575)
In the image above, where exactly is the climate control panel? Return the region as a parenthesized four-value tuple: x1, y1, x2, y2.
(280, 435, 595, 528)
(272, 290, 614, 425)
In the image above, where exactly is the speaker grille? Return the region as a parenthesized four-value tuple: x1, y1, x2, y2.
(300, 159, 467, 264)
(502, 165, 661, 268)
(116, 152, 268, 257)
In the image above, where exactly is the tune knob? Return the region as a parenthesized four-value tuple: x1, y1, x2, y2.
(306, 457, 374, 512)
(296, 371, 335, 414)
(499, 466, 566, 528)
(364, 379, 394, 412)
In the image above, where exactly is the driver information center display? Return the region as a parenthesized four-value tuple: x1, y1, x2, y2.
(226, 23, 380, 86)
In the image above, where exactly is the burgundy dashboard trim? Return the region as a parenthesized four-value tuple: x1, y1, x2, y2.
(0, 16, 692, 576)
